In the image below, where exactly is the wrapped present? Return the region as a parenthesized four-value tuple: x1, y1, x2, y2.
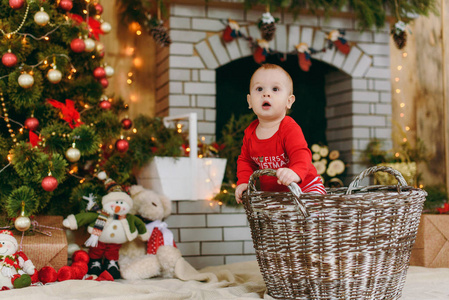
(410, 214, 449, 268)
(14, 215, 68, 271)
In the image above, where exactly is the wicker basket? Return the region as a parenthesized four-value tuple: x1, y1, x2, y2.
(243, 166, 427, 300)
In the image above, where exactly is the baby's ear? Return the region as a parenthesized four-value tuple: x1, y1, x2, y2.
(287, 94, 295, 109)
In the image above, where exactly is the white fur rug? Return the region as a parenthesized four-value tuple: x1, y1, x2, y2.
(2, 260, 448, 299)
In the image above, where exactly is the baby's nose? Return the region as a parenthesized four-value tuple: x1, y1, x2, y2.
(263, 93, 271, 97)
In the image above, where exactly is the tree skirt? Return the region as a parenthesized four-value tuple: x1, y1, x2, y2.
(2, 260, 448, 299)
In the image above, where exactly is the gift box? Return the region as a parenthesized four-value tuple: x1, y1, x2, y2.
(14, 215, 68, 271)
(409, 214, 449, 268)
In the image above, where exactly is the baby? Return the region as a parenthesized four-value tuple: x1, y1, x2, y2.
(235, 63, 326, 203)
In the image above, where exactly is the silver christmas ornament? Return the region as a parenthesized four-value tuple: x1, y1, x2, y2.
(96, 42, 105, 53)
(47, 68, 62, 84)
(100, 22, 112, 33)
(65, 144, 81, 162)
(15, 216, 31, 231)
(84, 38, 96, 52)
(34, 9, 50, 26)
(18, 73, 34, 88)
(104, 65, 115, 77)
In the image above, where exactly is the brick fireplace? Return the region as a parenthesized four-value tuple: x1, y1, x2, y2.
(155, 2, 392, 180)
(156, 2, 394, 268)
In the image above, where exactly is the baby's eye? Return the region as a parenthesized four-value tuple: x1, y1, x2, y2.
(256, 87, 263, 92)
(273, 87, 279, 92)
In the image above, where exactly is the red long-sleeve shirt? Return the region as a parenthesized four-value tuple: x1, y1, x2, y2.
(237, 116, 319, 192)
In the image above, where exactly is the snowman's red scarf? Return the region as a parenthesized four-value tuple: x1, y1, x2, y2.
(85, 210, 126, 247)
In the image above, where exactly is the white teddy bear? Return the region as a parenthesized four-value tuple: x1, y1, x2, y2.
(119, 185, 182, 280)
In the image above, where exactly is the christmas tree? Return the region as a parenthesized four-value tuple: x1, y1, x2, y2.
(0, 0, 132, 226)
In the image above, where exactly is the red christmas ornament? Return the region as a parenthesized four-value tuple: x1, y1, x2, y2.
(95, 3, 103, 14)
(93, 67, 106, 79)
(38, 266, 58, 284)
(115, 139, 129, 153)
(121, 118, 133, 130)
(70, 38, 85, 53)
(99, 100, 111, 110)
(42, 175, 58, 192)
(24, 117, 39, 131)
(72, 250, 90, 265)
(2, 52, 18, 67)
(99, 77, 109, 88)
(9, 0, 24, 9)
(59, 0, 73, 11)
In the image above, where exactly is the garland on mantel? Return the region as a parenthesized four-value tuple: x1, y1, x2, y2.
(240, 0, 437, 30)
(117, 0, 436, 49)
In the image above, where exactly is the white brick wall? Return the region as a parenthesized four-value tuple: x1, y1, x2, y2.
(167, 200, 255, 269)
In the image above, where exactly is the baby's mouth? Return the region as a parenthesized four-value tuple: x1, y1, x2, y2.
(262, 101, 271, 108)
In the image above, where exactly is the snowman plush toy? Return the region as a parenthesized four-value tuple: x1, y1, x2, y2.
(63, 173, 149, 279)
(0, 230, 36, 289)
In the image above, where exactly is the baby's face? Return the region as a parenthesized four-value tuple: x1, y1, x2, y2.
(247, 68, 295, 122)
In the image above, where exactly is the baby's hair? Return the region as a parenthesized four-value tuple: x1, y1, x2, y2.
(250, 63, 293, 94)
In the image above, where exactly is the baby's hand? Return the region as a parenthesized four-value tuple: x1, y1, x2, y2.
(276, 168, 300, 186)
(235, 183, 248, 204)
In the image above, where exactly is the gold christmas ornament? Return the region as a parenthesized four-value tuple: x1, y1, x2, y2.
(14, 201, 31, 232)
(65, 143, 81, 162)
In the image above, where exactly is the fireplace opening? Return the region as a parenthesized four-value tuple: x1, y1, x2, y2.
(215, 55, 337, 146)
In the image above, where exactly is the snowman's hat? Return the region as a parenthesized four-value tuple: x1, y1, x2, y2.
(0, 230, 18, 249)
(97, 171, 133, 209)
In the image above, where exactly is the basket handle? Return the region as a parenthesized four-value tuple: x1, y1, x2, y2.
(247, 169, 310, 218)
(346, 166, 408, 194)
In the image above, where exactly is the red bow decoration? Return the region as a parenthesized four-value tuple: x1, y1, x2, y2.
(29, 131, 41, 147)
(47, 99, 84, 129)
(68, 14, 104, 40)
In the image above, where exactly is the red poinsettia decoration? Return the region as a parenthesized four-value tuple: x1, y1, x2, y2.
(68, 14, 104, 40)
(437, 203, 449, 214)
(47, 99, 84, 129)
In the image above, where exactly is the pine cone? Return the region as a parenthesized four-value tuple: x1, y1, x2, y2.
(260, 22, 276, 42)
(150, 25, 172, 47)
(392, 30, 407, 50)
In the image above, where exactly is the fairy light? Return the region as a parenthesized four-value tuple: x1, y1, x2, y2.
(133, 57, 143, 68)
(133, 128, 138, 134)
(125, 47, 135, 56)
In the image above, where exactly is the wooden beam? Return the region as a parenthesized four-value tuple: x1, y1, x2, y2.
(443, 0, 449, 193)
